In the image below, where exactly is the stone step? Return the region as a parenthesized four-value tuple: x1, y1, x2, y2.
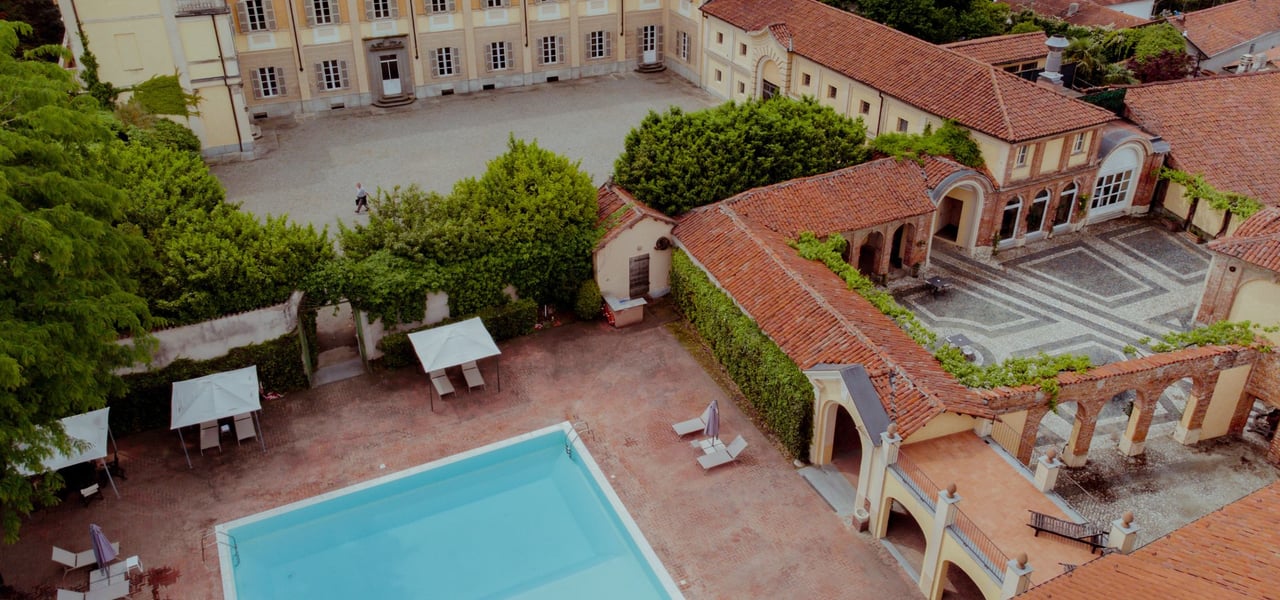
(798, 464, 859, 519)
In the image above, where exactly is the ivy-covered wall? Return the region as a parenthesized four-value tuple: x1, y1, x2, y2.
(376, 299, 538, 369)
(112, 332, 308, 435)
(670, 251, 813, 458)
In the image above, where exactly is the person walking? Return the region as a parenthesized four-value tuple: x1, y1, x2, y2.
(354, 182, 370, 214)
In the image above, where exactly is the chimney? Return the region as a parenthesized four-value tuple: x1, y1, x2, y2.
(1038, 35, 1070, 87)
(1066, 2, 1079, 17)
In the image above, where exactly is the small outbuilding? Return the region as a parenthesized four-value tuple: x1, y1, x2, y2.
(593, 181, 677, 303)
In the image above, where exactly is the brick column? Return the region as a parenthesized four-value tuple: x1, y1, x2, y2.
(1062, 409, 1097, 467)
(1119, 392, 1157, 457)
(1176, 374, 1219, 445)
(1268, 432, 1280, 465)
(1018, 404, 1051, 465)
(1228, 388, 1255, 435)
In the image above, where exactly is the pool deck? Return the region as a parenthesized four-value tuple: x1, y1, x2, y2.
(2, 306, 916, 599)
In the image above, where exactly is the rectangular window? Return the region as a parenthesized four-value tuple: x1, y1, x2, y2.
(486, 0, 505, 7)
(714, 69, 722, 82)
(429, 0, 455, 12)
(716, 32, 723, 44)
(1091, 170, 1134, 210)
(801, 73, 811, 86)
(317, 59, 348, 90)
(238, 0, 275, 32)
(677, 31, 689, 61)
(738, 43, 747, 56)
(539, 36, 561, 65)
(308, 0, 336, 25)
(1015, 145, 1029, 167)
(737, 81, 745, 94)
(252, 66, 283, 98)
(434, 47, 456, 76)
(588, 30, 611, 60)
(368, 0, 394, 19)
(487, 41, 509, 71)
(896, 118, 908, 132)
(859, 100, 870, 115)
(826, 85, 837, 99)
(1072, 133, 1085, 154)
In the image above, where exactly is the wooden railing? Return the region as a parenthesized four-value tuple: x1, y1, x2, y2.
(950, 508, 1009, 581)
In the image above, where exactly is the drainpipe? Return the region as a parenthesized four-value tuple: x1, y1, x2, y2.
(522, 0, 529, 49)
(211, 13, 245, 153)
(408, 1, 420, 59)
(875, 90, 886, 137)
(286, 0, 303, 71)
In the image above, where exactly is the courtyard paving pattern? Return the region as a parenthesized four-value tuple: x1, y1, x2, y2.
(0, 313, 915, 599)
(212, 72, 717, 236)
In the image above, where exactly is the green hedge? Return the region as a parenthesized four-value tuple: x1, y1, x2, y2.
(670, 250, 812, 458)
(376, 298, 538, 369)
(574, 279, 603, 321)
(111, 332, 308, 435)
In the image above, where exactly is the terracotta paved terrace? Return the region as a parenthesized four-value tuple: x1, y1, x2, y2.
(1, 312, 916, 599)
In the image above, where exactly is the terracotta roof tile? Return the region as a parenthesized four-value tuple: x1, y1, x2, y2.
(1124, 72, 1280, 206)
(674, 166, 994, 437)
(1171, 0, 1280, 58)
(700, 0, 1118, 142)
(596, 182, 677, 247)
(943, 31, 1049, 66)
(1004, 0, 1151, 28)
(1022, 481, 1280, 599)
(1206, 207, 1280, 271)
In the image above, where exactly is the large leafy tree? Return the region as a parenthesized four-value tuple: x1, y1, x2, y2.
(0, 21, 154, 541)
(613, 97, 871, 215)
(854, 0, 1009, 44)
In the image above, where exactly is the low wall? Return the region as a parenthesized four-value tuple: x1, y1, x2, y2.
(358, 292, 451, 362)
(118, 291, 304, 374)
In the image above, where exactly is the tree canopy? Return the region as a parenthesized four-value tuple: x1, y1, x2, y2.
(0, 21, 154, 541)
(852, 0, 1011, 44)
(613, 97, 871, 215)
(313, 137, 600, 323)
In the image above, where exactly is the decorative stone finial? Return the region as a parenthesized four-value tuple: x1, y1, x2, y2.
(1122, 511, 1135, 527)
(946, 482, 957, 497)
(886, 423, 898, 437)
(1046, 448, 1058, 460)
(1016, 552, 1028, 569)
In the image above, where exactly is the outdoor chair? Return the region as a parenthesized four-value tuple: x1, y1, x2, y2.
(672, 405, 712, 437)
(697, 435, 748, 470)
(80, 483, 103, 508)
(461, 361, 485, 392)
(430, 369, 455, 397)
(51, 542, 119, 578)
(233, 412, 255, 445)
(57, 577, 130, 600)
(199, 420, 221, 455)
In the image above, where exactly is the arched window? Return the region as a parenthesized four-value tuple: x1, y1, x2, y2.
(1054, 183, 1078, 229)
(999, 197, 1022, 242)
(1026, 189, 1050, 237)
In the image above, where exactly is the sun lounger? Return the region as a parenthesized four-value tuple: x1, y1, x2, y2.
(430, 369, 455, 397)
(199, 420, 220, 455)
(672, 404, 713, 437)
(234, 412, 255, 445)
(461, 361, 485, 392)
(698, 435, 747, 470)
(51, 542, 120, 578)
(57, 577, 130, 600)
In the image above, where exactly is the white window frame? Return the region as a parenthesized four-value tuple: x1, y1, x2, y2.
(539, 36, 561, 65)
(486, 0, 505, 8)
(1072, 133, 1086, 154)
(487, 41, 510, 71)
(588, 30, 611, 60)
(318, 59, 347, 91)
(1015, 145, 1029, 167)
(252, 66, 283, 98)
(309, 0, 336, 25)
(999, 197, 1023, 242)
(1091, 170, 1134, 210)
(1027, 189, 1051, 236)
(1053, 183, 1078, 229)
(429, 0, 455, 12)
(367, 0, 396, 19)
(241, 0, 273, 32)
(434, 47, 456, 76)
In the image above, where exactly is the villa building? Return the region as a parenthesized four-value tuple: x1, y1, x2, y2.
(1004, 0, 1152, 29)
(1169, 0, 1280, 73)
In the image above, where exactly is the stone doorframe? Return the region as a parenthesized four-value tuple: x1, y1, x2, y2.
(364, 35, 414, 105)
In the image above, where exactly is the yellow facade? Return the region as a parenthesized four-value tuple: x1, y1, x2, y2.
(1201, 364, 1253, 439)
(1229, 280, 1280, 345)
(903, 412, 975, 444)
(594, 218, 674, 301)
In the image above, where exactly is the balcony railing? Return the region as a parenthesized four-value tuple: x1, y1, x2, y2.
(948, 508, 1009, 581)
(892, 451, 940, 510)
(177, 0, 230, 15)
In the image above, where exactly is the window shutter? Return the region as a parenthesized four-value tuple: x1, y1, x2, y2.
(236, 1, 251, 33)
(446, 0, 456, 11)
(556, 36, 563, 63)
(339, 60, 349, 88)
(505, 41, 512, 68)
(365, 0, 375, 20)
(657, 25, 664, 56)
(276, 67, 287, 95)
(536, 37, 545, 65)
(389, 0, 400, 18)
(250, 68, 263, 98)
(304, 0, 316, 25)
(262, 0, 277, 30)
(314, 62, 323, 91)
(605, 31, 612, 58)
(452, 47, 460, 74)
(430, 48, 439, 76)
(484, 42, 493, 71)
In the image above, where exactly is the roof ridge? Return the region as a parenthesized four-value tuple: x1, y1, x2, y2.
(989, 68, 1016, 139)
(721, 157, 902, 206)
(941, 30, 1047, 48)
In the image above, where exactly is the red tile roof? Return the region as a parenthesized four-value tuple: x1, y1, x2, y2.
(943, 32, 1049, 66)
(596, 182, 676, 247)
(700, 0, 1118, 143)
(717, 157, 960, 239)
(1123, 72, 1280, 205)
(1206, 207, 1280, 272)
(1171, 0, 1280, 58)
(673, 163, 993, 437)
(1021, 481, 1280, 599)
(1004, 0, 1151, 28)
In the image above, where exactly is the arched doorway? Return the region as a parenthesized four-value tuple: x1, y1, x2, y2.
(933, 181, 986, 249)
(831, 404, 864, 480)
(759, 58, 783, 99)
(858, 232, 884, 277)
(998, 197, 1022, 245)
(1089, 145, 1144, 222)
(890, 224, 910, 269)
(1052, 183, 1078, 232)
(1025, 189, 1050, 240)
(883, 498, 929, 578)
(939, 560, 986, 600)
(1150, 378, 1192, 441)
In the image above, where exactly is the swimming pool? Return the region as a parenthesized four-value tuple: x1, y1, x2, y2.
(216, 423, 682, 599)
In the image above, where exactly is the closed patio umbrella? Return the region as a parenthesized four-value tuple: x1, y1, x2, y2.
(704, 399, 720, 446)
(90, 523, 117, 567)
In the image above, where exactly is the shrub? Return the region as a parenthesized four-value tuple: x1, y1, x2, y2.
(112, 332, 308, 435)
(376, 299, 539, 369)
(574, 279, 603, 321)
(670, 250, 812, 458)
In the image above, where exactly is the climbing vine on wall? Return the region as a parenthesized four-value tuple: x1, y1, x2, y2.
(1130, 320, 1274, 354)
(1159, 167, 1263, 220)
(791, 232, 1092, 403)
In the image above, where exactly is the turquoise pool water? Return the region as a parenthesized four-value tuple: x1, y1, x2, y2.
(218, 425, 680, 599)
